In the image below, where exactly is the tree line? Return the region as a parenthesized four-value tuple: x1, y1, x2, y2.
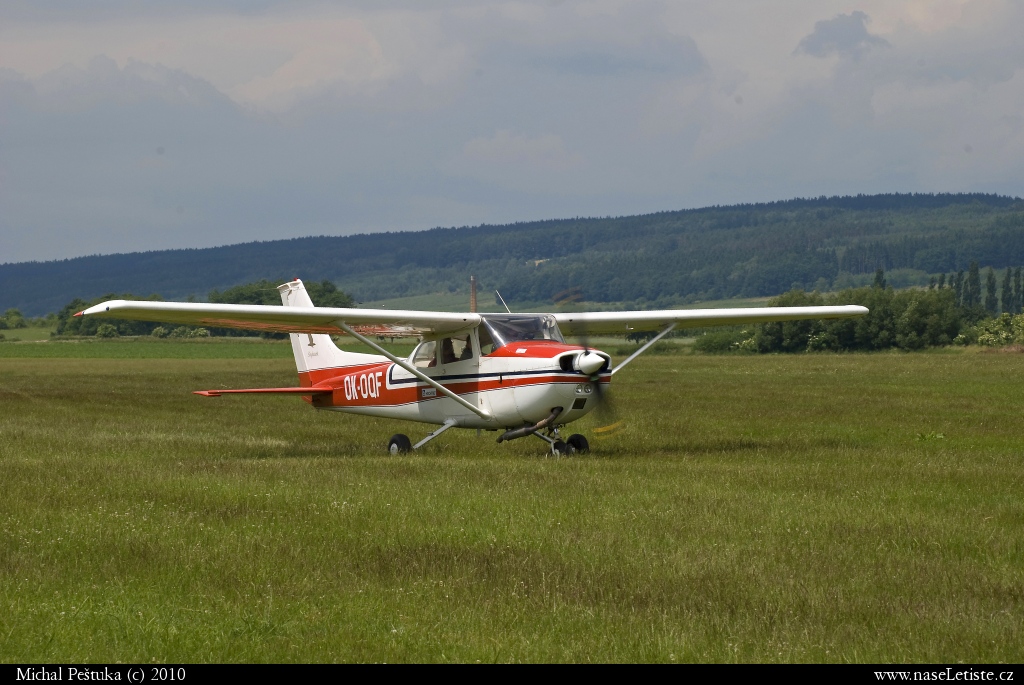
(4, 193, 1022, 316)
(697, 264, 1024, 354)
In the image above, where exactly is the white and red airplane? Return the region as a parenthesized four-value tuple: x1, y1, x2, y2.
(78, 279, 867, 455)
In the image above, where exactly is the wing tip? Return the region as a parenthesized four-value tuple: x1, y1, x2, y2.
(193, 390, 222, 397)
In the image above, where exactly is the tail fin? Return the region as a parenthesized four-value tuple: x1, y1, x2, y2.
(277, 279, 382, 377)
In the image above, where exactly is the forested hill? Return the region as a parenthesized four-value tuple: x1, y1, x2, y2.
(3, 192, 1023, 315)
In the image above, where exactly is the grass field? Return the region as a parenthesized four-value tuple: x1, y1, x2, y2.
(0, 326, 55, 342)
(1, 340, 1022, 662)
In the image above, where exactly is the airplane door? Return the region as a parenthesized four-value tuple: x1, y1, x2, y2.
(475, 327, 522, 426)
(438, 333, 485, 423)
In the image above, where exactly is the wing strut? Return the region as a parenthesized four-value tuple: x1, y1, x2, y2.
(611, 323, 677, 376)
(336, 322, 492, 421)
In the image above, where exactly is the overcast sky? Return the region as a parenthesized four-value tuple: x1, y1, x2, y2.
(1, 0, 1022, 263)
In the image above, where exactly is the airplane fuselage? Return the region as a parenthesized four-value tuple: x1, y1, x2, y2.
(298, 340, 609, 429)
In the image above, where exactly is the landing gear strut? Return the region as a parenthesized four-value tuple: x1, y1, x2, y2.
(386, 419, 458, 455)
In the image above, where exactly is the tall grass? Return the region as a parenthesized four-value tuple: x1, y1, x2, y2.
(0, 344, 1021, 662)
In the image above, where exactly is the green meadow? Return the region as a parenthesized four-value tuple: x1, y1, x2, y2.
(0, 339, 1021, 662)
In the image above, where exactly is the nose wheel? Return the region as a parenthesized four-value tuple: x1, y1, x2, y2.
(566, 434, 589, 454)
(534, 428, 590, 456)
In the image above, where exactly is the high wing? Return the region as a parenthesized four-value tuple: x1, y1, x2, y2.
(78, 300, 480, 337)
(553, 305, 868, 336)
(79, 298, 866, 338)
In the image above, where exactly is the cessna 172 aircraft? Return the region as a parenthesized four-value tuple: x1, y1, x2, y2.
(78, 279, 867, 455)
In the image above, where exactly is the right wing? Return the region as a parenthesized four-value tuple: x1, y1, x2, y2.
(553, 305, 868, 336)
(78, 300, 481, 337)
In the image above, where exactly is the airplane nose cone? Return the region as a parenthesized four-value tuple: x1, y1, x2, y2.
(574, 350, 605, 376)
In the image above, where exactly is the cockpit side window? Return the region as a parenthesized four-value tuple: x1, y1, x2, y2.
(412, 340, 437, 368)
(451, 334, 473, 361)
(415, 336, 474, 367)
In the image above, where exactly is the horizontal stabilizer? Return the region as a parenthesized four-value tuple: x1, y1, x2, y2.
(194, 387, 333, 397)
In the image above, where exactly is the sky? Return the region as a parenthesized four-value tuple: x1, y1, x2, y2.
(1, 0, 1022, 263)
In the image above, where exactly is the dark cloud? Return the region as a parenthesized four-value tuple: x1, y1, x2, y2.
(796, 11, 889, 60)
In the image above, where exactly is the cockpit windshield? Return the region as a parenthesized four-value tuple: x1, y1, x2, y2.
(480, 314, 564, 351)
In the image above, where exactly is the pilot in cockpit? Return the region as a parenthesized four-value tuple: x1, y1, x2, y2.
(440, 338, 457, 365)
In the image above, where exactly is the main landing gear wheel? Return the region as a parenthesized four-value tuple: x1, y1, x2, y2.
(387, 434, 412, 455)
(566, 434, 590, 454)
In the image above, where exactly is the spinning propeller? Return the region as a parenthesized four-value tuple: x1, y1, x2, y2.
(553, 288, 623, 438)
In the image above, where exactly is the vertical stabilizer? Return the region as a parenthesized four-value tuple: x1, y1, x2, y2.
(277, 280, 383, 378)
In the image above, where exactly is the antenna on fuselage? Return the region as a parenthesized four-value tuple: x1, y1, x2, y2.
(495, 290, 512, 314)
(470, 275, 477, 313)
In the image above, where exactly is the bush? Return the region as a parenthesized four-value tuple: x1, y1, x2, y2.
(151, 326, 169, 338)
(693, 328, 753, 353)
(95, 323, 119, 338)
(3, 308, 27, 329)
(187, 328, 210, 338)
(973, 313, 1024, 347)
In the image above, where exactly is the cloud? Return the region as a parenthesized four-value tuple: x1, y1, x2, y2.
(27, 55, 236, 111)
(459, 130, 582, 171)
(796, 11, 889, 60)
(534, 34, 706, 77)
(442, 130, 584, 195)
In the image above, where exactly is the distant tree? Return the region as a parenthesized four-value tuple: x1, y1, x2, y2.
(306, 280, 356, 308)
(954, 270, 965, 306)
(937, 273, 946, 289)
(1011, 266, 1019, 315)
(208, 280, 281, 306)
(1001, 267, 1013, 314)
(208, 279, 354, 308)
(872, 268, 887, 289)
(54, 294, 162, 336)
(754, 286, 962, 352)
(985, 268, 998, 314)
(965, 262, 982, 309)
(928, 276, 936, 290)
(3, 308, 27, 329)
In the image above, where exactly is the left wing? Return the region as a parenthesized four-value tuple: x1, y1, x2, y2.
(553, 305, 868, 336)
(78, 300, 480, 337)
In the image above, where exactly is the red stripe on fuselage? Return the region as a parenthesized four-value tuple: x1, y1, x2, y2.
(296, 362, 606, 409)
